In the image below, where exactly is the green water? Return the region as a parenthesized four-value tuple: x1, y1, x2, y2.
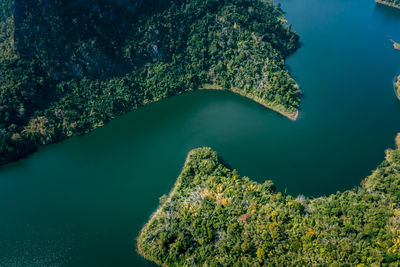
(1, 0, 400, 266)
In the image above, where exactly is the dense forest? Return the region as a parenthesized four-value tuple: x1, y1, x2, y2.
(0, 0, 300, 166)
(138, 138, 400, 266)
(376, 0, 400, 8)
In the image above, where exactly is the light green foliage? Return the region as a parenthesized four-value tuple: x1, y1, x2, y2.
(0, 0, 300, 165)
(138, 147, 400, 266)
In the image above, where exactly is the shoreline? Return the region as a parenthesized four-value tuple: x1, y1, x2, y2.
(395, 75, 400, 101)
(136, 149, 196, 267)
(199, 85, 299, 121)
(376, 0, 400, 9)
(0, 83, 299, 168)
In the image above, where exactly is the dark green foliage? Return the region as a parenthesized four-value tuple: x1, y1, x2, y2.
(138, 147, 400, 266)
(0, 0, 300, 165)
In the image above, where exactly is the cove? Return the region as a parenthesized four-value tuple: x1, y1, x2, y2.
(0, 0, 400, 266)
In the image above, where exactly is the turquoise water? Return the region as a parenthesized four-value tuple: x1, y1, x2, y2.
(0, 0, 400, 265)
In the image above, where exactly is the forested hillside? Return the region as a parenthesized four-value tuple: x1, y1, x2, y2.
(0, 0, 300, 166)
(138, 139, 400, 266)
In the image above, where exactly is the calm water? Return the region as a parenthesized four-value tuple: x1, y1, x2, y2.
(1, 0, 400, 266)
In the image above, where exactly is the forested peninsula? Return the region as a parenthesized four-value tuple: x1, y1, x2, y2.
(138, 137, 400, 266)
(0, 0, 300, 166)
(376, 0, 400, 9)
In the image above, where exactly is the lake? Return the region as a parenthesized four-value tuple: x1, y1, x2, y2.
(0, 0, 400, 265)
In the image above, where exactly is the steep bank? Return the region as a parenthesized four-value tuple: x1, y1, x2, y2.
(200, 85, 299, 121)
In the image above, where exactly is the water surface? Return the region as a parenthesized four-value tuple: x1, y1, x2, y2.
(0, 0, 400, 265)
